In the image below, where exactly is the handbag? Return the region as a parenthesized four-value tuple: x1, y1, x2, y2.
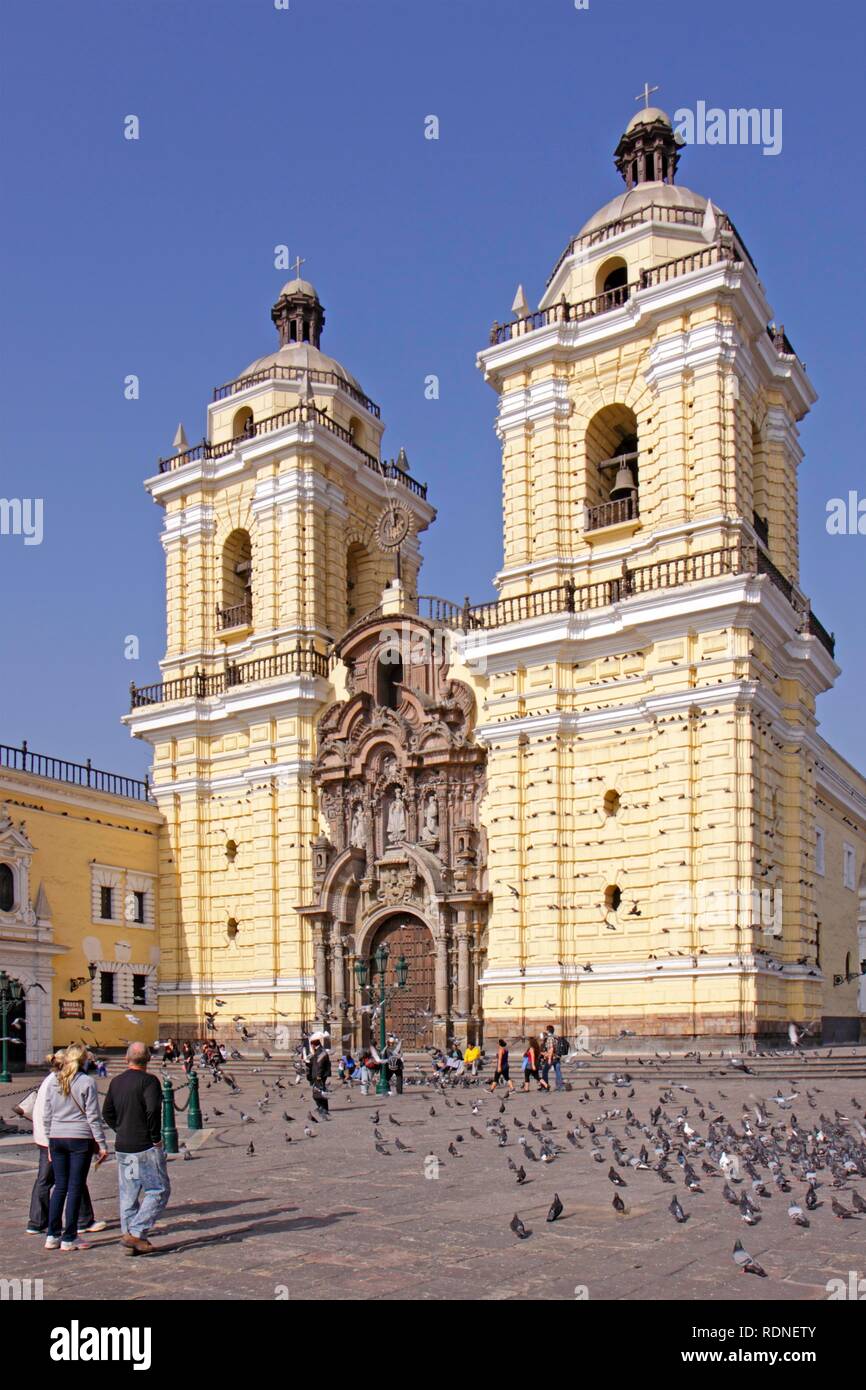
(15, 1089, 38, 1121)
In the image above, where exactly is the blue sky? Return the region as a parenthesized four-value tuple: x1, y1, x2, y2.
(1, 0, 863, 776)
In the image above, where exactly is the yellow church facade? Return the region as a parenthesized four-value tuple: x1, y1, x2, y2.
(117, 105, 865, 1050)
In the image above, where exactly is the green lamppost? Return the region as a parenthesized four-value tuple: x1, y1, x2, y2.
(0, 972, 24, 1084)
(354, 945, 409, 1096)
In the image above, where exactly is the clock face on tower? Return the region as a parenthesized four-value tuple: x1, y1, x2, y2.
(375, 502, 412, 552)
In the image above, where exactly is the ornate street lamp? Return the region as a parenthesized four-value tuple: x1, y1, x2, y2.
(354, 944, 409, 1095)
(0, 971, 24, 1084)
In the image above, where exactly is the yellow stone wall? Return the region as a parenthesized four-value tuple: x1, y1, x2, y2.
(0, 769, 161, 1059)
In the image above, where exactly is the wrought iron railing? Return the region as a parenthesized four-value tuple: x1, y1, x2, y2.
(545, 204, 757, 287)
(585, 494, 640, 531)
(421, 545, 835, 657)
(490, 242, 735, 345)
(129, 642, 330, 709)
(212, 364, 381, 418)
(0, 742, 150, 800)
(216, 599, 252, 631)
(157, 403, 427, 499)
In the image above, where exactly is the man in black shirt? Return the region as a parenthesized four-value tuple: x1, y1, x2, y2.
(102, 1042, 170, 1254)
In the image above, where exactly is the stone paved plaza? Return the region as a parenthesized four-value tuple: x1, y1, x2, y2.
(2, 1055, 865, 1302)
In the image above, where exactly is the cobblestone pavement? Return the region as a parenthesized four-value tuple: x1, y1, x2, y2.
(2, 1060, 865, 1301)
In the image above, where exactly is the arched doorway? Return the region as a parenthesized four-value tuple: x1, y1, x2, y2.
(367, 915, 435, 1049)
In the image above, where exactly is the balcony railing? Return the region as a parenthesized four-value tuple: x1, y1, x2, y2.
(157, 402, 427, 499)
(414, 544, 835, 657)
(129, 642, 330, 710)
(213, 365, 381, 418)
(490, 242, 735, 345)
(585, 494, 640, 531)
(0, 741, 150, 800)
(216, 599, 252, 631)
(546, 204, 757, 287)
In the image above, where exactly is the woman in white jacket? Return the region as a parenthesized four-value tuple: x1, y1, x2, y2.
(25, 1052, 105, 1236)
(42, 1044, 109, 1251)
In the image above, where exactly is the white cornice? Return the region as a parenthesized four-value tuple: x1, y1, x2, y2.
(479, 257, 816, 420)
(149, 758, 314, 798)
(123, 673, 332, 741)
(481, 954, 820, 986)
(251, 470, 349, 521)
(145, 420, 436, 529)
(458, 571, 839, 697)
(161, 503, 216, 550)
(0, 771, 161, 824)
(159, 975, 314, 997)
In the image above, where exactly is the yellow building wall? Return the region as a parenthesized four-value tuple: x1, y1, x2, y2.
(0, 769, 162, 1059)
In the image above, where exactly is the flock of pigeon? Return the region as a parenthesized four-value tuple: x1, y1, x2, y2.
(181, 1049, 866, 1283)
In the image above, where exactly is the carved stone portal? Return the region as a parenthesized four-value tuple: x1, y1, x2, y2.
(298, 609, 489, 1049)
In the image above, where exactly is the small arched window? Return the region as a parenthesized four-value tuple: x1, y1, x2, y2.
(0, 863, 13, 912)
(597, 258, 630, 308)
(232, 406, 254, 439)
(605, 885, 622, 913)
(603, 790, 621, 818)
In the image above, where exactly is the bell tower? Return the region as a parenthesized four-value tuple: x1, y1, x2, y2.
(124, 281, 435, 1043)
(469, 103, 839, 1046)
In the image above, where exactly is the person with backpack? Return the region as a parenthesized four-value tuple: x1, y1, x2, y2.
(544, 1024, 566, 1091)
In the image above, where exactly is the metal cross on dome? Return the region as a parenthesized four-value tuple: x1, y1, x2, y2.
(635, 82, 660, 108)
(291, 254, 306, 279)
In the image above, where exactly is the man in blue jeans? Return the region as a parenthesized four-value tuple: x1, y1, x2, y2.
(102, 1042, 169, 1255)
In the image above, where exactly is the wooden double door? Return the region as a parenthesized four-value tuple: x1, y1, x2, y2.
(367, 916, 436, 1049)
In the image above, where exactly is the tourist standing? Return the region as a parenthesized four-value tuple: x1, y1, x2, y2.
(25, 1051, 106, 1237)
(42, 1044, 109, 1251)
(102, 1042, 169, 1255)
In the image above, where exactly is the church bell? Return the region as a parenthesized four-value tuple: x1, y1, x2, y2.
(609, 461, 637, 501)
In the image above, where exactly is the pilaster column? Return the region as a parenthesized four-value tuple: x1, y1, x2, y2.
(312, 916, 329, 1018)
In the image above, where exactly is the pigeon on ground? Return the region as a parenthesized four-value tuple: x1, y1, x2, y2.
(612, 1192, 626, 1214)
(788, 1202, 809, 1227)
(831, 1198, 856, 1219)
(510, 1213, 531, 1239)
(732, 1239, 766, 1277)
(547, 1194, 563, 1222)
(669, 1196, 688, 1223)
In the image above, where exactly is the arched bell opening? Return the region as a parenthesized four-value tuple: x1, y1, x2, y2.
(585, 403, 640, 531)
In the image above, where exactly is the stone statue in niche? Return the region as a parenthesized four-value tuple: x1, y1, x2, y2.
(421, 793, 439, 842)
(349, 803, 367, 850)
(386, 786, 407, 844)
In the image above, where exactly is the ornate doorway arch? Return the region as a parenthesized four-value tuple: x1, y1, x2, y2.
(367, 913, 435, 1049)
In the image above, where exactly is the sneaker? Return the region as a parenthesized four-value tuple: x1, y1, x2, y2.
(60, 1240, 92, 1251)
(81, 1221, 108, 1233)
(44, 1236, 60, 1249)
(26, 1225, 46, 1235)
